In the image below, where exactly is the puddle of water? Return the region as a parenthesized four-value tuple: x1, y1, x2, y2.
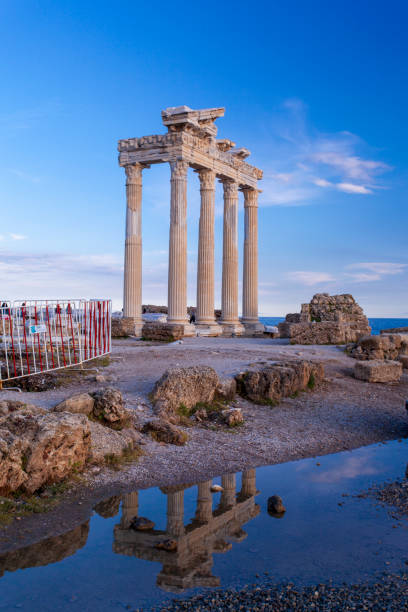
(0, 440, 407, 611)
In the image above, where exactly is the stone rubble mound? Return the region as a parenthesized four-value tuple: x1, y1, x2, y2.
(348, 333, 408, 362)
(142, 419, 188, 445)
(0, 387, 143, 495)
(279, 293, 371, 345)
(236, 360, 324, 405)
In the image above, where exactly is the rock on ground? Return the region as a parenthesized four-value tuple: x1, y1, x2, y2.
(142, 420, 188, 446)
(222, 407, 244, 426)
(236, 360, 324, 405)
(88, 421, 141, 463)
(92, 387, 126, 424)
(151, 366, 235, 421)
(0, 411, 91, 495)
(111, 317, 136, 338)
(53, 393, 95, 415)
(354, 360, 403, 383)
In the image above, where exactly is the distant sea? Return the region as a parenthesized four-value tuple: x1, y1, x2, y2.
(260, 317, 408, 336)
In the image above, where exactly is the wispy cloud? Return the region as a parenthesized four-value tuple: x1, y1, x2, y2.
(260, 100, 391, 206)
(346, 262, 407, 282)
(10, 233, 27, 241)
(288, 271, 336, 286)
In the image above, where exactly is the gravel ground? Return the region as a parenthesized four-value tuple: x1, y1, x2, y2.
(360, 477, 408, 521)
(1, 336, 408, 553)
(152, 574, 408, 611)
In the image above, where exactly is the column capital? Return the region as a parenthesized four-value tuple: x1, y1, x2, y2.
(125, 163, 149, 185)
(241, 187, 258, 208)
(170, 159, 189, 180)
(196, 168, 216, 190)
(219, 178, 238, 196)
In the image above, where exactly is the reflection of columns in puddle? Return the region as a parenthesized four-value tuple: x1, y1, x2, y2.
(220, 474, 236, 509)
(121, 492, 139, 528)
(167, 490, 185, 536)
(241, 469, 256, 497)
(195, 480, 213, 523)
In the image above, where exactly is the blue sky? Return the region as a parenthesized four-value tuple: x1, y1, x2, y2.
(0, 0, 407, 316)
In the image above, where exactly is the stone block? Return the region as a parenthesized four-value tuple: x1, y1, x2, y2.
(111, 317, 136, 338)
(354, 360, 403, 383)
(398, 356, 408, 369)
(142, 322, 184, 342)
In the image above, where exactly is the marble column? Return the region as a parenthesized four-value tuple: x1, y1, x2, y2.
(123, 164, 146, 336)
(196, 169, 221, 336)
(195, 480, 213, 523)
(242, 188, 263, 334)
(220, 473, 236, 509)
(220, 179, 244, 335)
(167, 160, 195, 336)
(121, 491, 139, 528)
(240, 468, 256, 498)
(166, 490, 185, 536)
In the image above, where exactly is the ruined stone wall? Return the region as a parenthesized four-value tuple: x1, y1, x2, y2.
(279, 294, 371, 345)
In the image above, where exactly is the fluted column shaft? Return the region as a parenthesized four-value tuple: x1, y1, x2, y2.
(166, 490, 185, 536)
(121, 491, 139, 528)
(242, 188, 259, 324)
(123, 164, 146, 327)
(220, 180, 240, 325)
(220, 473, 236, 509)
(168, 160, 189, 325)
(196, 170, 216, 325)
(196, 480, 213, 523)
(241, 468, 256, 497)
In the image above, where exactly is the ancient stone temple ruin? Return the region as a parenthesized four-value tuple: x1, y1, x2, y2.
(118, 106, 263, 337)
(278, 293, 371, 345)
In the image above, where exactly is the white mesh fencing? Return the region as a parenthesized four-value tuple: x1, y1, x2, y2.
(0, 299, 111, 382)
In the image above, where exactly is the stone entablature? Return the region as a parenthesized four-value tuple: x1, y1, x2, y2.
(118, 106, 263, 337)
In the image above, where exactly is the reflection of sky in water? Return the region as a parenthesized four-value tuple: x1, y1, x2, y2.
(0, 439, 407, 611)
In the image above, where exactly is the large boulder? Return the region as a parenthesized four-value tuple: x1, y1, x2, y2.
(236, 360, 324, 405)
(0, 411, 91, 495)
(0, 399, 45, 418)
(354, 360, 403, 383)
(151, 366, 234, 420)
(279, 294, 370, 345)
(53, 393, 95, 416)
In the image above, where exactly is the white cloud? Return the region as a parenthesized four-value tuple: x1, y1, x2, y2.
(10, 233, 27, 241)
(345, 262, 407, 282)
(336, 182, 372, 195)
(288, 271, 336, 286)
(347, 262, 407, 275)
(0, 235, 4, 241)
(313, 178, 332, 188)
(259, 101, 391, 206)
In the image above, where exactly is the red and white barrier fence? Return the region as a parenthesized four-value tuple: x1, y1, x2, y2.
(0, 299, 111, 383)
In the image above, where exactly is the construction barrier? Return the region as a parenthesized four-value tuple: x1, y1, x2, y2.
(0, 299, 111, 383)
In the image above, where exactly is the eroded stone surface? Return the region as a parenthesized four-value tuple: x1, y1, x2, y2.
(236, 360, 324, 405)
(0, 411, 91, 495)
(53, 393, 95, 416)
(92, 387, 126, 424)
(354, 360, 403, 383)
(349, 334, 408, 361)
(142, 420, 188, 446)
(151, 366, 225, 420)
